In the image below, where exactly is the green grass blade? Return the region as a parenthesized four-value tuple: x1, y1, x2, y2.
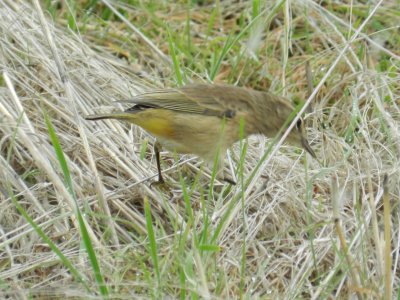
(209, 0, 285, 80)
(144, 196, 161, 291)
(238, 117, 248, 299)
(8, 189, 90, 291)
(44, 113, 108, 297)
(166, 25, 184, 86)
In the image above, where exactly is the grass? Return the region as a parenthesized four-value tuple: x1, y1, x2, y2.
(0, 0, 399, 298)
(44, 112, 108, 297)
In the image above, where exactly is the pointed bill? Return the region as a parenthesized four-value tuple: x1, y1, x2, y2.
(301, 136, 316, 158)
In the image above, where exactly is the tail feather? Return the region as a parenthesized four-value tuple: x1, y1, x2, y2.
(85, 113, 135, 121)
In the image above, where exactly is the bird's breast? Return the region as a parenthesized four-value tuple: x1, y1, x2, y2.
(133, 109, 249, 162)
(133, 109, 176, 138)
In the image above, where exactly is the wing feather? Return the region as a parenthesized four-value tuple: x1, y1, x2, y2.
(118, 84, 256, 118)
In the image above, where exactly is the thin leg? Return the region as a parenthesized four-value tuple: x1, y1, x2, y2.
(154, 141, 164, 184)
(217, 153, 236, 185)
(213, 162, 237, 185)
(223, 151, 236, 185)
(223, 175, 236, 185)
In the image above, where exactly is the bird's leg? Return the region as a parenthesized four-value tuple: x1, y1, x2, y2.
(223, 174, 236, 185)
(223, 151, 237, 185)
(219, 166, 236, 185)
(213, 153, 236, 185)
(211, 166, 236, 185)
(154, 140, 165, 184)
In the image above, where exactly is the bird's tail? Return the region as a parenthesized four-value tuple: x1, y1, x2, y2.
(84, 112, 137, 122)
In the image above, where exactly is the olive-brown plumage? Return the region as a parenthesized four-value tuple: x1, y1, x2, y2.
(85, 83, 316, 184)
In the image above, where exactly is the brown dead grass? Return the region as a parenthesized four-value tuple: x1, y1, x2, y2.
(0, 0, 399, 298)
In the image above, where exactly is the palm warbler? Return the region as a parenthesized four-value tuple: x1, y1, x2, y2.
(85, 83, 316, 184)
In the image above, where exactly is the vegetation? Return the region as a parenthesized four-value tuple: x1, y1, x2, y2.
(0, 0, 399, 298)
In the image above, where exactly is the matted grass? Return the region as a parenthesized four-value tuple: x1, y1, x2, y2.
(0, 0, 399, 298)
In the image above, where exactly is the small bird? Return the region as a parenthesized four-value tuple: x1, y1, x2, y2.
(85, 83, 316, 184)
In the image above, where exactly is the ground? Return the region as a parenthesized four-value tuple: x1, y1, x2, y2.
(0, 0, 399, 299)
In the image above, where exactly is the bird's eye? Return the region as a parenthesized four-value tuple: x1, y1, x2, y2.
(296, 119, 303, 129)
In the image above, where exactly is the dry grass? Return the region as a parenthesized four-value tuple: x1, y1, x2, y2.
(0, 0, 399, 299)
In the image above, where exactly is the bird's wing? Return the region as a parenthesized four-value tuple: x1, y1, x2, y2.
(119, 84, 255, 118)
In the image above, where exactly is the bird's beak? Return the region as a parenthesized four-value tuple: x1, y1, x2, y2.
(301, 136, 316, 158)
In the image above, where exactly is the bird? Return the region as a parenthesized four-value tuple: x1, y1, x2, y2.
(85, 83, 316, 184)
